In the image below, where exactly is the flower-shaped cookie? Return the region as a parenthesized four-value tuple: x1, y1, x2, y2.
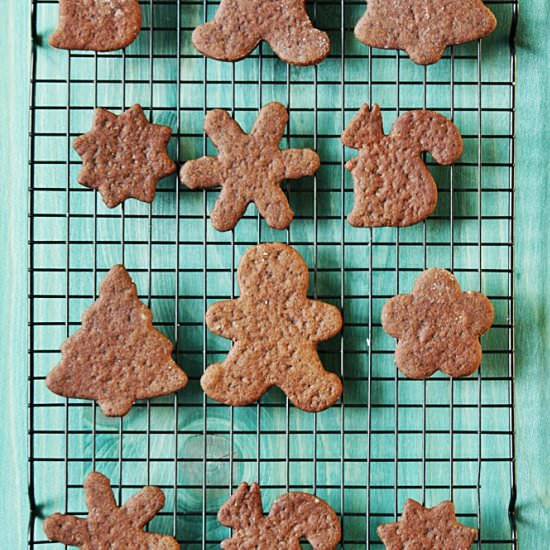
(377, 499, 477, 550)
(180, 102, 320, 231)
(218, 482, 341, 549)
(74, 104, 176, 208)
(201, 242, 343, 412)
(382, 268, 494, 379)
(44, 472, 179, 549)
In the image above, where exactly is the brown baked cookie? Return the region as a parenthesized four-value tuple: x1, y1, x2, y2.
(354, 0, 497, 65)
(381, 268, 494, 379)
(377, 499, 477, 550)
(192, 0, 330, 65)
(46, 265, 188, 416)
(180, 102, 319, 232)
(201, 242, 343, 412)
(219, 482, 341, 549)
(342, 104, 463, 227)
(74, 104, 176, 208)
(44, 471, 179, 549)
(49, 0, 142, 51)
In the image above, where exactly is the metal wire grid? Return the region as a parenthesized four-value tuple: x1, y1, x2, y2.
(28, 0, 518, 547)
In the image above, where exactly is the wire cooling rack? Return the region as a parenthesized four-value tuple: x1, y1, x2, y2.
(28, 0, 518, 547)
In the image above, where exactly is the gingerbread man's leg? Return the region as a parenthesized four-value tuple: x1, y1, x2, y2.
(277, 354, 342, 412)
(201, 346, 272, 406)
(192, 5, 261, 62)
(264, 7, 330, 65)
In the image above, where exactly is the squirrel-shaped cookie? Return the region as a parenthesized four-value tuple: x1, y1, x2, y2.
(354, 0, 497, 65)
(201, 242, 343, 412)
(218, 482, 341, 549)
(342, 104, 463, 227)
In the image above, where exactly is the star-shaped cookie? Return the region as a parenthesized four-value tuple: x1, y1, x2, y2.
(44, 472, 179, 549)
(74, 104, 177, 208)
(180, 102, 320, 231)
(377, 499, 477, 550)
(381, 268, 494, 379)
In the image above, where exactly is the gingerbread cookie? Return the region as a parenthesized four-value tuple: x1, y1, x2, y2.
(354, 0, 497, 65)
(381, 268, 494, 379)
(180, 103, 319, 231)
(219, 482, 341, 549)
(74, 104, 176, 208)
(201, 242, 343, 412)
(342, 104, 463, 227)
(46, 265, 188, 416)
(49, 0, 142, 51)
(378, 499, 477, 550)
(192, 0, 330, 65)
(44, 472, 179, 549)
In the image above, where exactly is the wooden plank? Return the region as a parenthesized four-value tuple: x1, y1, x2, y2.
(515, 0, 550, 544)
(0, 1, 30, 548)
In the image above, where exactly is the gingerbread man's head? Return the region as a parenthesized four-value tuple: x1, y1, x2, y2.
(237, 242, 309, 300)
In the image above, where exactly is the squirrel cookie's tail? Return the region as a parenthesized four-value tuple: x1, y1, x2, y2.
(391, 110, 463, 165)
(268, 492, 342, 549)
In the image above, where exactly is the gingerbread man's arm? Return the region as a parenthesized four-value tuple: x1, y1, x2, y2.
(43, 514, 90, 547)
(299, 300, 343, 343)
(206, 299, 243, 339)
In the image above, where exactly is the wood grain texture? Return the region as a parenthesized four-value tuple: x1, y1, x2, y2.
(0, 0, 548, 548)
(0, 1, 30, 548)
(515, 0, 550, 544)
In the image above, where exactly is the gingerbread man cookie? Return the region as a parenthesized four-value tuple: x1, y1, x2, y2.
(219, 482, 341, 549)
(378, 499, 477, 550)
(354, 0, 497, 65)
(74, 104, 176, 208)
(342, 104, 463, 227)
(382, 268, 494, 379)
(180, 103, 320, 231)
(44, 472, 179, 549)
(192, 0, 330, 65)
(201, 242, 343, 412)
(49, 0, 142, 51)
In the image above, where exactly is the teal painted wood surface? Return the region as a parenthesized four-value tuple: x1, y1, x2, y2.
(1, 0, 548, 548)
